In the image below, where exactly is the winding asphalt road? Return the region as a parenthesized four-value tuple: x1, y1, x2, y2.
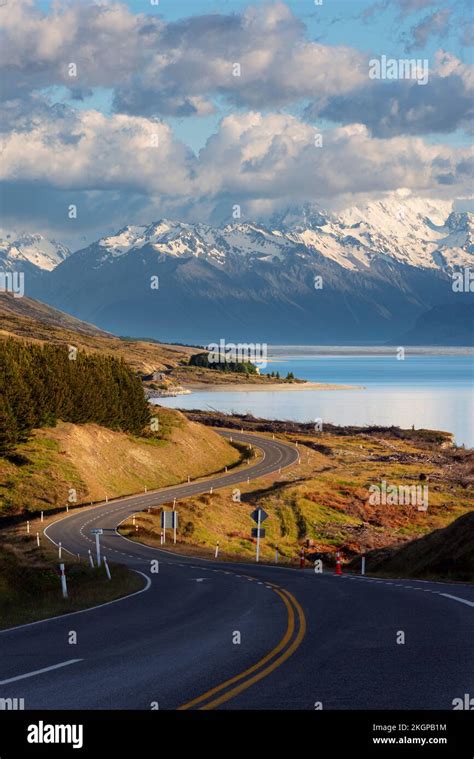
(0, 431, 473, 711)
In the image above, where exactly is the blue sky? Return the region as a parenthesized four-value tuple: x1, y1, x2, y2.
(1, 0, 472, 245)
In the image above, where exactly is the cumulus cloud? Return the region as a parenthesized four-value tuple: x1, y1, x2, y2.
(0, 103, 195, 195)
(306, 52, 474, 137)
(196, 112, 473, 208)
(1, 0, 470, 140)
(1, 106, 470, 223)
(0, 0, 367, 115)
(0, 0, 471, 241)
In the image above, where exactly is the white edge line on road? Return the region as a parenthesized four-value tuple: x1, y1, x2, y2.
(439, 593, 474, 608)
(0, 659, 83, 686)
(0, 571, 152, 636)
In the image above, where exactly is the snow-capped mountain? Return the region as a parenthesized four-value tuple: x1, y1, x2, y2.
(0, 230, 70, 272)
(86, 197, 473, 274)
(27, 197, 474, 344)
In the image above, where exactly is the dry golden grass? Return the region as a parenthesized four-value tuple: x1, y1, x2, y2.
(0, 408, 241, 520)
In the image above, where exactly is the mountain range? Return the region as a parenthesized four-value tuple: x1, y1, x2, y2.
(2, 198, 473, 344)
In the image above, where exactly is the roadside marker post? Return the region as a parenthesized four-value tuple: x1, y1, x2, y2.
(88, 549, 94, 568)
(103, 556, 112, 581)
(215, 542, 219, 559)
(36, 532, 40, 547)
(26, 521, 30, 535)
(66, 504, 69, 513)
(335, 551, 342, 576)
(160, 531, 164, 545)
(59, 563, 68, 599)
(58, 542, 62, 559)
(256, 510, 262, 562)
(132, 515, 136, 526)
(91, 528, 103, 567)
(361, 555, 366, 576)
(40, 511, 44, 522)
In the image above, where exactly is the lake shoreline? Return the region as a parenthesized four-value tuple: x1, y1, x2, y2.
(182, 381, 364, 392)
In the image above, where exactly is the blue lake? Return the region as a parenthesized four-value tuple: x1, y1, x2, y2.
(157, 351, 474, 448)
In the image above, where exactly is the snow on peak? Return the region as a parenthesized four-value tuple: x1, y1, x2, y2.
(0, 230, 70, 271)
(77, 197, 474, 274)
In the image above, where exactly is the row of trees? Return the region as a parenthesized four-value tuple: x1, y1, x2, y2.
(0, 338, 150, 455)
(189, 352, 258, 374)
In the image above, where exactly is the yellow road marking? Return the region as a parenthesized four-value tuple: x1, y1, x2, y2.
(177, 584, 306, 710)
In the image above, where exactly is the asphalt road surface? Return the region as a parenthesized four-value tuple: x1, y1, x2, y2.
(1, 431, 473, 710)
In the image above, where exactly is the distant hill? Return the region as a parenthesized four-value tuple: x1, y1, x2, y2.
(0, 292, 196, 374)
(363, 508, 474, 582)
(0, 291, 109, 337)
(392, 303, 474, 346)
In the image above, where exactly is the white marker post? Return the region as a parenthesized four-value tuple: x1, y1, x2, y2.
(91, 529, 103, 566)
(66, 504, 69, 513)
(215, 542, 219, 559)
(59, 563, 68, 599)
(103, 556, 111, 580)
(173, 514, 177, 545)
(58, 542, 62, 559)
(40, 511, 44, 522)
(256, 509, 262, 563)
(361, 555, 366, 576)
(132, 515, 136, 526)
(36, 532, 40, 547)
(160, 531, 164, 545)
(88, 549, 94, 568)
(26, 520, 30, 535)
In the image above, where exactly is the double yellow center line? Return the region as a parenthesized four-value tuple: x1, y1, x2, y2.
(177, 579, 306, 710)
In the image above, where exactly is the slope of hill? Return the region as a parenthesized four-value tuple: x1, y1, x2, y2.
(28, 197, 474, 344)
(363, 510, 474, 581)
(0, 292, 196, 374)
(0, 408, 242, 521)
(0, 291, 109, 337)
(392, 303, 474, 346)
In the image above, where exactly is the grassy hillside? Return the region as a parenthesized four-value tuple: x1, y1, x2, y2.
(0, 407, 241, 521)
(360, 511, 474, 581)
(0, 292, 196, 374)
